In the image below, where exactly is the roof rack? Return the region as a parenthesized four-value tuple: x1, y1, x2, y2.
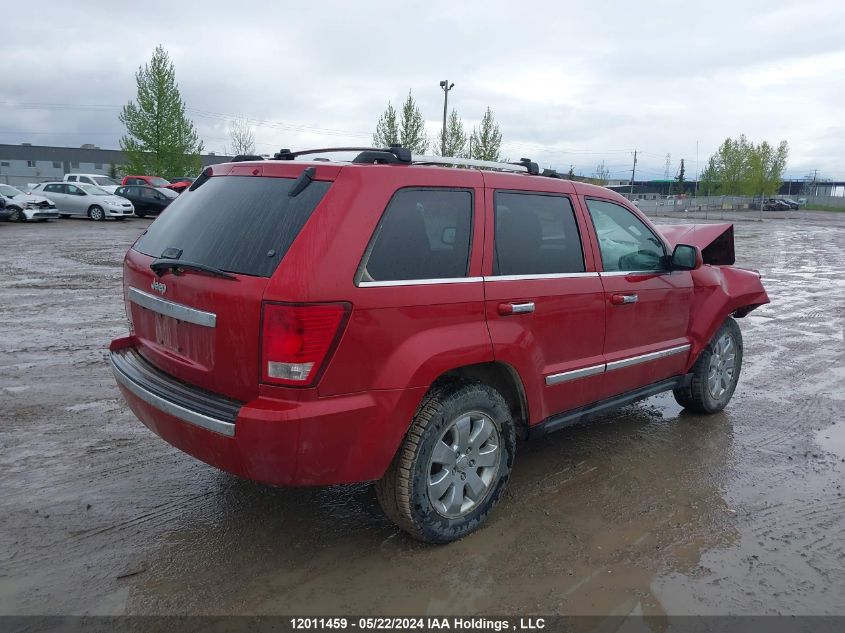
(269, 145, 545, 177)
(274, 145, 411, 163)
(411, 155, 540, 175)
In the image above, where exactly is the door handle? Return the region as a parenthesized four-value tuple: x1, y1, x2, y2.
(499, 302, 535, 315)
(610, 294, 638, 305)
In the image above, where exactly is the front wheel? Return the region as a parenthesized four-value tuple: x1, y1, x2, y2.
(375, 381, 516, 543)
(674, 317, 743, 413)
(9, 207, 25, 222)
(88, 205, 105, 221)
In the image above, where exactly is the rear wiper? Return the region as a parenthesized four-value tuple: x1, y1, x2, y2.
(150, 259, 237, 280)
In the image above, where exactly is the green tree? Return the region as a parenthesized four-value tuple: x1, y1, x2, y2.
(434, 109, 467, 157)
(108, 163, 119, 179)
(119, 45, 203, 179)
(672, 158, 685, 195)
(701, 136, 788, 196)
(468, 107, 503, 161)
(398, 91, 428, 153)
(373, 101, 399, 147)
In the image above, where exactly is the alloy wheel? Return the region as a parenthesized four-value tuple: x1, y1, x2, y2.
(707, 333, 737, 399)
(427, 411, 501, 518)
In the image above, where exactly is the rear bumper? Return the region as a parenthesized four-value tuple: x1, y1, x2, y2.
(109, 336, 424, 486)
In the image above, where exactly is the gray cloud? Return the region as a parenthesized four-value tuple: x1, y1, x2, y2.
(2, 0, 843, 179)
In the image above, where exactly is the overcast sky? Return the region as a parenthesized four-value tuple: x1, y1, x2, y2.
(3, 0, 844, 180)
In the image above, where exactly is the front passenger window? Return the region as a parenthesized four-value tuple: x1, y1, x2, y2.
(586, 199, 666, 272)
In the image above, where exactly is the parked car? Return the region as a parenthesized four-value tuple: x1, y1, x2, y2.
(169, 177, 195, 186)
(109, 147, 770, 543)
(777, 198, 800, 210)
(0, 183, 60, 222)
(0, 193, 12, 221)
(114, 185, 177, 217)
(30, 182, 134, 220)
(121, 175, 190, 193)
(63, 173, 120, 193)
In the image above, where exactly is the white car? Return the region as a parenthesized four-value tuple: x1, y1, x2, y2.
(63, 173, 120, 193)
(0, 183, 60, 222)
(30, 182, 134, 220)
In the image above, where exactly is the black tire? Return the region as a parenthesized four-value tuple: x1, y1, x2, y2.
(674, 317, 743, 413)
(375, 381, 516, 544)
(135, 211, 146, 218)
(9, 207, 25, 222)
(88, 205, 105, 221)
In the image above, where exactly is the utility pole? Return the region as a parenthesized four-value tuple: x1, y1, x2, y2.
(629, 149, 638, 196)
(694, 140, 699, 198)
(439, 80, 454, 156)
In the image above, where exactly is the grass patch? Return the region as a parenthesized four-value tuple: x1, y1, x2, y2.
(803, 205, 845, 212)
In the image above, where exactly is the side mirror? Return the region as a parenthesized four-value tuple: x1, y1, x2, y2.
(441, 227, 456, 245)
(671, 244, 702, 270)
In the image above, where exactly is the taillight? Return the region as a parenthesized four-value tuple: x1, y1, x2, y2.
(260, 302, 350, 387)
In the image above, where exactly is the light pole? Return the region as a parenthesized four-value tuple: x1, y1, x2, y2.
(439, 80, 454, 156)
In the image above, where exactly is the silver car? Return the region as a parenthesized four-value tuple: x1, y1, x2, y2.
(0, 184, 60, 222)
(30, 182, 134, 220)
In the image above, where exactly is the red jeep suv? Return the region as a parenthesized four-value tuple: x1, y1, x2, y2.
(110, 146, 769, 543)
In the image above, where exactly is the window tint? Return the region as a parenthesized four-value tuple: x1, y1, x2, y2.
(360, 189, 473, 283)
(586, 199, 666, 272)
(133, 175, 331, 278)
(67, 176, 77, 182)
(67, 185, 82, 195)
(493, 192, 585, 275)
(44, 184, 63, 193)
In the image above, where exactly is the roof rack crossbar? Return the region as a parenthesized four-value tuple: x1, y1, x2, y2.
(273, 145, 411, 162)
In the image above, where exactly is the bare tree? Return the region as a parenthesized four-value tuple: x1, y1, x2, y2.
(594, 161, 610, 185)
(228, 118, 256, 156)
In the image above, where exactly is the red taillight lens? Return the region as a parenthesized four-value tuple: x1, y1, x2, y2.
(260, 302, 350, 387)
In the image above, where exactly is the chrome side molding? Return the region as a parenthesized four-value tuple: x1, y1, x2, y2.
(546, 344, 691, 386)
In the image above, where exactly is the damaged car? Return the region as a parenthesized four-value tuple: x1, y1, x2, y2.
(109, 147, 770, 543)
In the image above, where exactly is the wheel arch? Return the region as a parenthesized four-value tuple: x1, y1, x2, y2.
(438, 361, 530, 439)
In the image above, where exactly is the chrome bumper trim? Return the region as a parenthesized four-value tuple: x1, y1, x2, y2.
(110, 354, 235, 437)
(128, 287, 216, 328)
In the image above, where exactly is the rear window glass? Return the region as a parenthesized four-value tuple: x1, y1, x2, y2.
(133, 175, 331, 277)
(358, 188, 472, 283)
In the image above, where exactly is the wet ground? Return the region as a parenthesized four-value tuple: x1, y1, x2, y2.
(1, 213, 843, 616)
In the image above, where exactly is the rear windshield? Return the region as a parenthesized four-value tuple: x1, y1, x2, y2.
(133, 175, 331, 277)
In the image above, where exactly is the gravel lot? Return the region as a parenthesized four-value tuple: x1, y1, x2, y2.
(1, 213, 843, 616)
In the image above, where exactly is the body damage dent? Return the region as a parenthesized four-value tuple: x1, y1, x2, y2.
(687, 265, 770, 364)
(659, 223, 735, 265)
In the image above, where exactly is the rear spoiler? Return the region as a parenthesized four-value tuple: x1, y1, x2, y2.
(658, 223, 735, 265)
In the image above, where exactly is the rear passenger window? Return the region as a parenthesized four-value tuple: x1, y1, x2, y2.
(359, 189, 472, 283)
(493, 192, 585, 275)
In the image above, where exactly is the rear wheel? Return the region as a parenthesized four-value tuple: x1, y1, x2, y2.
(88, 205, 105, 221)
(674, 317, 743, 413)
(375, 381, 515, 543)
(135, 210, 146, 218)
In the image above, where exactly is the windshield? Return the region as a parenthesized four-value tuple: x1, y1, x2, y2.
(93, 177, 118, 186)
(156, 187, 179, 199)
(79, 184, 110, 196)
(149, 177, 170, 187)
(0, 184, 24, 197)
